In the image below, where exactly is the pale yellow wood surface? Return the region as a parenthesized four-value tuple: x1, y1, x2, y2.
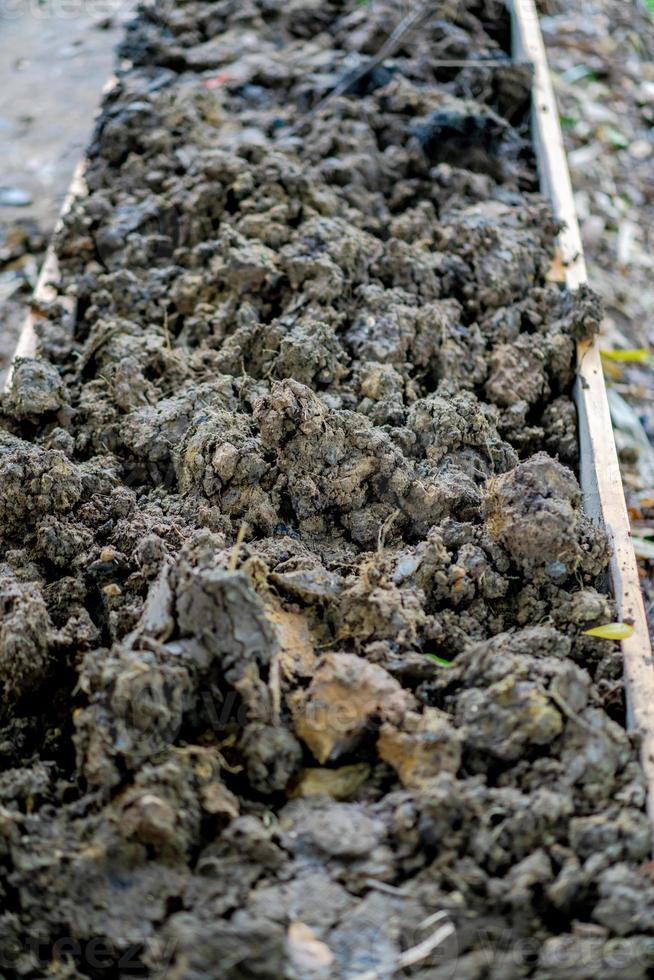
(4, 160, 88, 391)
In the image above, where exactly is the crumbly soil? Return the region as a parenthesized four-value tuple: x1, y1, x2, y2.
(0, 2, 651, 978)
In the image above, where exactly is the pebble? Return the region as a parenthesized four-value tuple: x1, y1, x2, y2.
(0, 186, 33, 207)
(630, 138, 652, 160)
(582, 214, 606, 248)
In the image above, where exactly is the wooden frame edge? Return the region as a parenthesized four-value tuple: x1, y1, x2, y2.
(510, 0, 654, 839)
(4, 160, 88, 391)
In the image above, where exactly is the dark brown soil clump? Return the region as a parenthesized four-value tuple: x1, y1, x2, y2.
(0, 2, 650, 978)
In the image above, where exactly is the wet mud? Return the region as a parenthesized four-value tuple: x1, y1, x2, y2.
(0, 1, 651, 978)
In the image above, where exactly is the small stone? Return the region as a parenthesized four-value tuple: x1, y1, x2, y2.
(291, 652, 413, 764)
(122, 793, 176, 847)
(630, 138, 652, 160)
(0, 186, 33, 207)
(286, 922, 334, 975)
(378, 709, 462, 789)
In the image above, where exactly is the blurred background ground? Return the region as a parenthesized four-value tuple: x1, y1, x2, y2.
(1, 0, 654, 622)
(0, 0, 131, 378)
(541, 0, 654, 629)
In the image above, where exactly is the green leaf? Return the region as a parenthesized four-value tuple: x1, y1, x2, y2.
(560, 115, 579, 131)
(601, 347, 651, 363)
(583, 622, 634, 640)
(561, 65, 597, 85)
(603, 126, 629, 150)
(424, 654, 453, 667)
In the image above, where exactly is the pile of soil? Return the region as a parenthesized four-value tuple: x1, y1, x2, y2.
(0, 1, 651, 977)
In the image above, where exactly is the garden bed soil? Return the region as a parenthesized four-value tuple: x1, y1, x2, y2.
(0, 1, 652, 978)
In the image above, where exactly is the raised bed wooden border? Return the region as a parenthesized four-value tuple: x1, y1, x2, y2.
(5, 6, 654, 838)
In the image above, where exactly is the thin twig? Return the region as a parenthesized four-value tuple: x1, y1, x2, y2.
(420, 58, 514, 68)
(268, 653, 281, 725)
(298, 0, 436, 126)
(349, 912, 455, 980)
(363, 878, 410, 897)
(542, 686, 601, 738)
(377, 508, 400, 553)
(228, 521, 248, 572)
(400, 921, 454, 969)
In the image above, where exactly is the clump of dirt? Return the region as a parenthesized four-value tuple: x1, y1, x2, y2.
(0, 1, 649, 977)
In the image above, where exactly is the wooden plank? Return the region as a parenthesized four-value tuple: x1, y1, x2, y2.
(4, 160, 87, 391)
(511, 0, 654, 841)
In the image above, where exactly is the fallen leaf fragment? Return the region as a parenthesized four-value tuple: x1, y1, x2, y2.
(600, 348, 651, 363)
(201, 781, 240, 819)
(265, 598, 318, 678)
(201, 71, 232, 89)
(601, 125, 629, 150)
(289, 763, 371, 800)
(583, 622, 634, 640)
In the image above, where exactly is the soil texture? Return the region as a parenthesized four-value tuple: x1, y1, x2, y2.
(0, 2, 651, 978)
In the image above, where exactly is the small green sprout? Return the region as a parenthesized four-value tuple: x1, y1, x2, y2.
(424, 653, 454, 667)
